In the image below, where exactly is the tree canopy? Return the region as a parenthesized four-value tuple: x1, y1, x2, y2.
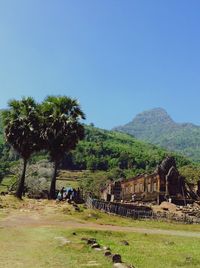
(41, 96, 85, 198)
(2, 97, 41, 198)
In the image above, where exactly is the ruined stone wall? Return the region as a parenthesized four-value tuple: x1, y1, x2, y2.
(121, 173, 160, 202)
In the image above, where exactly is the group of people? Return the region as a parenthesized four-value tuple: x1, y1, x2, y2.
(56, 187, 81, 202)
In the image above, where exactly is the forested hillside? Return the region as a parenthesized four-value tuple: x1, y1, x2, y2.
(62, 125, 191, 176)
(114, 108, 200, 162)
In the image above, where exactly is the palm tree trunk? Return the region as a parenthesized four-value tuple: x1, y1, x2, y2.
(49, 161, 59, 199)
(16, 158, 27, 199)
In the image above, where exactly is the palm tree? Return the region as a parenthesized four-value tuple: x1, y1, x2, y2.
(2, 97, 41, 199)
(41, 96, 85, 199)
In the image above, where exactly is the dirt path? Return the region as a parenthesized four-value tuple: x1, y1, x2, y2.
(1, 209, 200, 238)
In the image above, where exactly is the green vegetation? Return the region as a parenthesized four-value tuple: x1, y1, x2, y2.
(0, 114, 16, 184)
(2, 97, 42, 198)
(1, 96, 85, 199)
(87, 230, 200, 268)
(41, 96, 85, 199)
(179, 164, 200, 183)
(114, 107, 200, 162)
(0, 161, 10, 184)
(0, 175, 17, 193)
(64, 125, 191, 172)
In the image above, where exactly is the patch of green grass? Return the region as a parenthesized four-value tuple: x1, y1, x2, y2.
(0, 175, 17, 192)
(0, 227, 112, 268)
(75, 230, 200, 268)
(1, 226, 199, 268)
(56, 170, 82, 190)
(56, 179, 80, 190)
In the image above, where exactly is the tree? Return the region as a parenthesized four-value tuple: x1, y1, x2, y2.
(2, 97, 41, 198)
(41, 96, 85, 199)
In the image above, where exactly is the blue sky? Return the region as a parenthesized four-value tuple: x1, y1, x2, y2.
(0, 0, 200, 129)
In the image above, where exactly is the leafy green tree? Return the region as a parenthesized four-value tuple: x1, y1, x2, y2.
(2, 97, 41, 198)
(179, 164, 200, 183)
(41, 96, 85, 199)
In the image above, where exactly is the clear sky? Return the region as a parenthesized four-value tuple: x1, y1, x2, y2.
(0, 0, 200, 129)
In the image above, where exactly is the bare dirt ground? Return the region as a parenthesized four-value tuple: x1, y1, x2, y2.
(1, 198, 200, 238)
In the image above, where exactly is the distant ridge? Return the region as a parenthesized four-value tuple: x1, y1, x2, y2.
(114, 108, 200, 162)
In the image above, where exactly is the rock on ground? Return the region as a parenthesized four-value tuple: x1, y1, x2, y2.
(112, 254, 122, 263)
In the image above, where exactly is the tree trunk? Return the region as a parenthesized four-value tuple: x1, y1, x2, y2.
(15, 158, 27, 199)
(49, 161, 59, 199)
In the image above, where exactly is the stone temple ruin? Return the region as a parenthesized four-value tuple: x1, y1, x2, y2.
(100, 157, 200, 205)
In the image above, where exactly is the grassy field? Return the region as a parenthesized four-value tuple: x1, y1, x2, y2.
(0, 226, 200, 268)
(66, 206, 200, 233)
(56, 170, 81, 189)
(0, 196, 200, 268)
(0, 227, 112, 268)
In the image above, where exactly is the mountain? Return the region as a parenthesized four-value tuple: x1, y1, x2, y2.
(114, 108, 200, 162)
